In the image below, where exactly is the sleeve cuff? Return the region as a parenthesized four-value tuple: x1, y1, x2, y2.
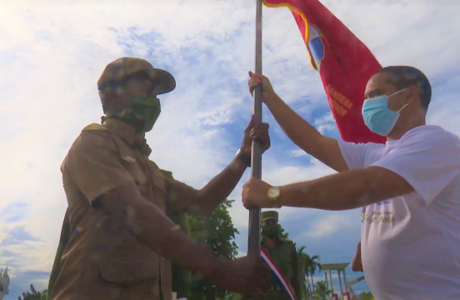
(370, 162, 428, 204)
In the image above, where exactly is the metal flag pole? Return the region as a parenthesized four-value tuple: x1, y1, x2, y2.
(247, 0, 263, 259)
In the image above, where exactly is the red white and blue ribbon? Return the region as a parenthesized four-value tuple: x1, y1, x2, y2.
(260, 248, 296, 300)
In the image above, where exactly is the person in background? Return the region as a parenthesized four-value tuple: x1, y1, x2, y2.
(351, 241, 363, 272)
(260, 211, 303, 300)
(230, 211, 303, 300)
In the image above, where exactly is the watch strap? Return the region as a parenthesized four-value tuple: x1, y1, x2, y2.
(236, 149, 251, 167)
(267, 186, 282, 208)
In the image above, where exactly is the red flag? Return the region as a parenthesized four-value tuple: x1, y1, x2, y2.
(263, 0, 385, 144)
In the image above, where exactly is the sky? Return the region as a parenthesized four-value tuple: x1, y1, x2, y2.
(1, 0, 460, 298)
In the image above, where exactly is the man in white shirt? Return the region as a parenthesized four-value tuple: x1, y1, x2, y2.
(241, 66, 460, 300)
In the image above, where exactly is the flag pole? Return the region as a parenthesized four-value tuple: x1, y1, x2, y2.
(247, 0, 263, 259)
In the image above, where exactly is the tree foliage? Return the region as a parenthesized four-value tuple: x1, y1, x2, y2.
(279, 226, 289, 239)
(187, 199, 239, 300)
(359, 291, 375, 300)
(296, 246, 322, 300)
(297, 246, 311, 298)
(313, 281, 331, 300)
(163, 170, 239, 300)
(17, 285, 47, 300)
(306, 254, 321, 293)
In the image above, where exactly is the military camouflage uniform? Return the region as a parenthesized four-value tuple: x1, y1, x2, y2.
(47, 173, 192, 300)
(161, 170, 192, 299)
(261, 211, 303, 300)
(48, 57, 182, 300)
(230, 211, 303, 300)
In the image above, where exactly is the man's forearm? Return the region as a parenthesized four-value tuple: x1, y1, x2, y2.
(196, 155, 248, 214)
(105, 184, 221, 281)
(132, 195, 221, 279)
(165, 156, 247, 215)
(279, 168, 402, 210)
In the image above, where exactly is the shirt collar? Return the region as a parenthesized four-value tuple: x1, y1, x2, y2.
(103, 118, 145, 146)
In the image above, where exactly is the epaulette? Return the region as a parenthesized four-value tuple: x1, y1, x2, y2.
(82, 123, 108, 132)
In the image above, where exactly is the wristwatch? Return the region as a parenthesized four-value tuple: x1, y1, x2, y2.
(236, 149, 251, 167)
(267, 186, 282, 208)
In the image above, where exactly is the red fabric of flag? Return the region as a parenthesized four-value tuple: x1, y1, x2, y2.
(263, 0, 385, 144)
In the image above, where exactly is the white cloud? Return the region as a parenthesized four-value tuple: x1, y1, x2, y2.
(1, 0, 460, 296)
(304, 214, 354, 238)
(314, 112, 336, 134)
(291, 149, 308, 157)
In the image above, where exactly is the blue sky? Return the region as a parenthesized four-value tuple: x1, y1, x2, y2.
(1, 0, 460, 298)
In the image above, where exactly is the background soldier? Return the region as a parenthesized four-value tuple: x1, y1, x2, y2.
(229, 211, 303, 300)
(261, 211, 303, 300)
(49, 57, 271, 300)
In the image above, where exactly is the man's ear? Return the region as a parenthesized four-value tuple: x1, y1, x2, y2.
(407, 85, 419, 102)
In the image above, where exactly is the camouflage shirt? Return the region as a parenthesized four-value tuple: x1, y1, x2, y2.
(261, 238, 303, 300)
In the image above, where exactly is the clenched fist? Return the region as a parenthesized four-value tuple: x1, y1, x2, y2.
(212, 255, 271, 299)
(248, 72, 277, 103)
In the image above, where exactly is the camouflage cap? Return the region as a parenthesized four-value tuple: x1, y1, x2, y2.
(97, 57, 176, 95)
(261, 210, 279, 222)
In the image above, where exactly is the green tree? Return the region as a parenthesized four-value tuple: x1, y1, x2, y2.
(313, 281, 331, 300)
(279, 226, 289, 239)
(295, 247, 322, 300)
(40, 290, 48, 300)
(359, 291, 375, 300)
(305, 254, 321, 291)
(18, 285, 46, 300)
(187, 199, 239, 300)
(297, 246, 311, 298)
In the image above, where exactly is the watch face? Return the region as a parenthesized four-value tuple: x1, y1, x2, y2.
(268, 188, 280, 198)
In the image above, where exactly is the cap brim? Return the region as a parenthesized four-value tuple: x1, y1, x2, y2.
(150, 68, 176, 95)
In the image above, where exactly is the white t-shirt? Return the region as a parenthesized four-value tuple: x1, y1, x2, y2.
(339, 125, 460, 300)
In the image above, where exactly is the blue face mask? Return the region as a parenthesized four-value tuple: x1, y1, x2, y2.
(362, 88, 409, 136)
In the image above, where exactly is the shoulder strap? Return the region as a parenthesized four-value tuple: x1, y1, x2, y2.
(82, 123, 108, 132)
